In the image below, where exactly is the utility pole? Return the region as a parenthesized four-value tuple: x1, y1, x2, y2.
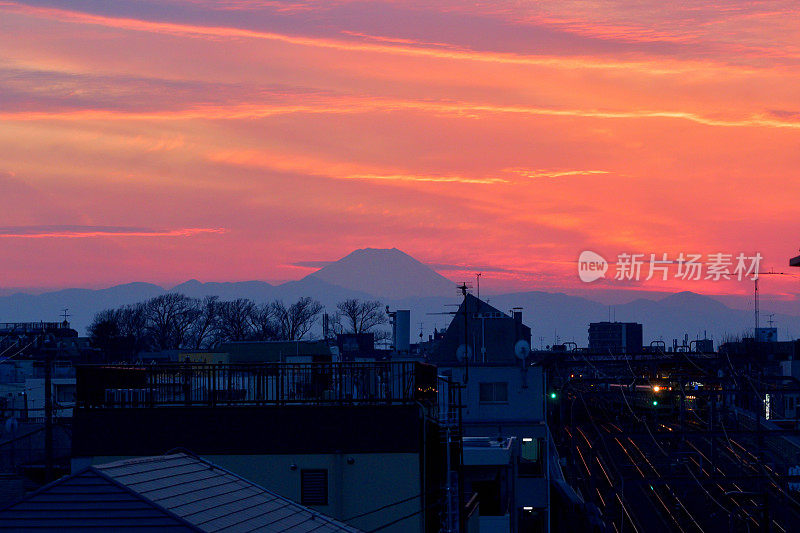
(44, 331, 55, 482)
(456, 283, 471, 533)
(458, 283, 470, 385)
(754, 276, 759, 334)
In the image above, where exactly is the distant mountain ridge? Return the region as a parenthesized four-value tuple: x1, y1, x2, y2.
(305, 248, 455, 299)
(0, 248, 798, 343)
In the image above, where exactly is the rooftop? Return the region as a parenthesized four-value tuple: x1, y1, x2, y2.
(76, 361, 441, 408)
(0, 453, 363, 532)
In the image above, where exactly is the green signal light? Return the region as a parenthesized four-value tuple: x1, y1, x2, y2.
(550, 392, 557, 400)
(652, 400, 659, 406)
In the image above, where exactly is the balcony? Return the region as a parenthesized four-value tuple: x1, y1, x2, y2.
(76, 361, 443, 409)
(72, 362, 459, 457)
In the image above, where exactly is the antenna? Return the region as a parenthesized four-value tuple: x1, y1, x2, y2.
(755, 276, 759, 334)
(476, 273, 481, 299)
(767, 313, 776, 328)
(753, 269, 791, 336)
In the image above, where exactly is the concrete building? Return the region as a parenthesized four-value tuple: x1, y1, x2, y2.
(588, 322, 643, 354)
(24, 377, 76, 419)
(429, 295, 531, 365)
(218, 340, 335, 363)
(71, 362, 457, 533)
(430, 294, 549, 532)
(0, 452, 362, 532)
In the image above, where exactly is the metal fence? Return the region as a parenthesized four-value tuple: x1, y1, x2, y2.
(77, 362, 445, 408)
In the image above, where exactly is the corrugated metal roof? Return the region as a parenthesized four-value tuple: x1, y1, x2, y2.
(0, 454, 363, 532)
(99, 454, 363, 532)
(0, 469, 196, 531)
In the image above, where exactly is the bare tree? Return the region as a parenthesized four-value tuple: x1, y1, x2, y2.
(272, 297, 323, 340)
(88, 293, 326, 359)
(215, 299, 256, 342)
(89, 305, 151, 358)
(335, 299, 387, 334)
(252, 302, 278, 341)
(188, 296, 219, 349)
(117, 303, 148, 341)
(146, 293, 200, 350)
(88, 309, 125, 359)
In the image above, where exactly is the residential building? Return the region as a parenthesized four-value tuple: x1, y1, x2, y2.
(430, 294, 549, 532)
(0, 452, 363, 532)
(429, 295, 531, 365)
(588, 322, 643, 354)
(71, 361, 457, 533)
(24, 377, 76, 419)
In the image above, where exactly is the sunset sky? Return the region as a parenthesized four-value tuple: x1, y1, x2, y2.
(2, 0, 799, 304)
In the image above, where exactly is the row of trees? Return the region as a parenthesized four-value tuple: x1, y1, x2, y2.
(88, 294, 388, 356)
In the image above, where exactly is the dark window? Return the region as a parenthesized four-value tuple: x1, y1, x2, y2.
(301, 469, 328, 505)
(518, 437, 543, 477)
(495, 383, 508, 402)
(472, 479, 503, 516)
(518, 507, 546, 532)
(479, 382, 509, 404)
(56, 384, 76, 403)
(479, 383, 494, 403)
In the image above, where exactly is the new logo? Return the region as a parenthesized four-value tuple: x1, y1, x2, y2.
(578, 251, 608, 283)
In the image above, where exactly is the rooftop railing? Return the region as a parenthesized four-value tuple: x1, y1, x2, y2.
(0, 322, 67, 332)
(76, 361, 445, 409)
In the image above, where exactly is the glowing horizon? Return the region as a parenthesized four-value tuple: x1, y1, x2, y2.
(1, 0, 799, 305)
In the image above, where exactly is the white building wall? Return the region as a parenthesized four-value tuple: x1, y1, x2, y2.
(24, 378, 76, 419)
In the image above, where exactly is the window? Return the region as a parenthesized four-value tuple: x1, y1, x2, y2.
(301, 469, 328, 505)
(479, 382, 508, 404)
(518, 507, 546, 532)
(55, 384, 76, 403)
(518, 437, 543, 477)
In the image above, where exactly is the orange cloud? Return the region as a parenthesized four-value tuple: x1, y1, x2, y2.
(0, 226, 227, 239)
(0, 1, 729, 75)
(4, 96, 800, 132)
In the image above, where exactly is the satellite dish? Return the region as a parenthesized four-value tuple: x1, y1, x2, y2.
(514, 340, 531, 360)
(456, 344, 473, 362)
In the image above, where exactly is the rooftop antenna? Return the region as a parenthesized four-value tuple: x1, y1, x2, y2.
(476, 273, 482, 299)
(767, 314, 775, 328)
(61, 308, 70, 327)
(754, 269, 791, 335)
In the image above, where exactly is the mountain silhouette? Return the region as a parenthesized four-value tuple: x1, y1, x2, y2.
(305, 248, 456, 299)
(0, 250, 797, 342)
